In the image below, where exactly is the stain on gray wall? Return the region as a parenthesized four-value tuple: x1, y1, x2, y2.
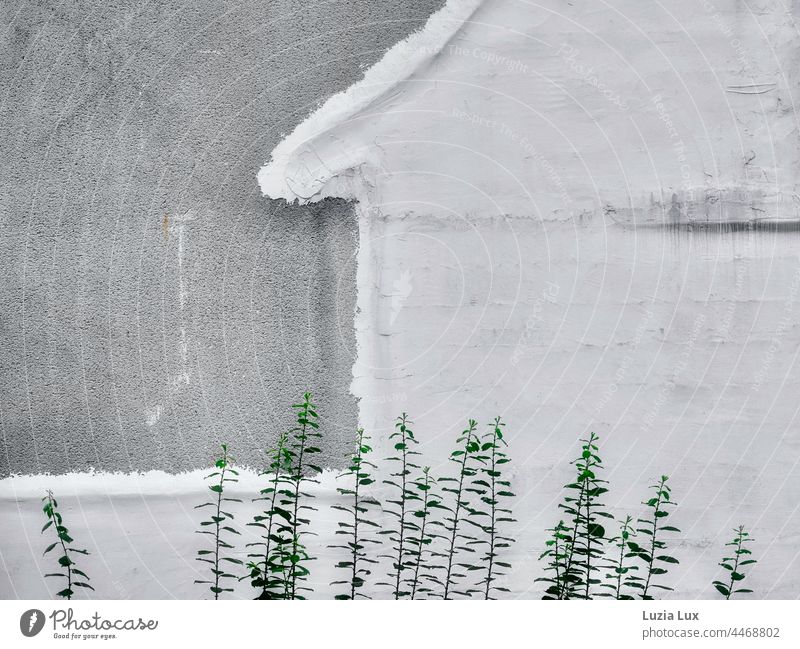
(0, 0, 445, 476)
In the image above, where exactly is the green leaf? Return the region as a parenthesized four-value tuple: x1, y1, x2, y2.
(588, 523, 605, 538)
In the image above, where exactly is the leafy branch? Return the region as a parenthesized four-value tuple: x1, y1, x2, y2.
(283, 391, 322, 599)
(330, 428, 380, 599)
(713, 525, 756, 599)
(245, 431, 294, 599)
(630, 475, 680, 599)
(404, 467, 446, 599)
(41, 490, 93, 600)
(435, 419, 484, 599)
(195, 444, 243, 599)
(536, 520, 572, 599)
(473, 417, 516, 599)
(378, 413, 421, 598)
(599, 515, 640, 599)
(558, 432, 612, 599)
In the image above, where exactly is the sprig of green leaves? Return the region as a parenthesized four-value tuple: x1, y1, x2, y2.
(713, 525, 756, 599)
(330, 428, 381, 599)
(42, 490, 93, 600)
(195, 444, 243, 599)
(630, 476, 680, 599)
(434, 419, 484, 599)
(378, 413, 421, 598)
(245, 431, 294, 599)
(599, 515, 640, 599)
(403, 467, 447, 599)
(471, 417, 516, 599)
(282, 392, 322, 599)
(536, 520, 572, 599)
(548, 432, 612, 599)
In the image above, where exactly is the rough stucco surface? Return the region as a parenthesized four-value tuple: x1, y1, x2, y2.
(0, 0, 446, 477)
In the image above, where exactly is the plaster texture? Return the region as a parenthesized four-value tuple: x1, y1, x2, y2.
(0, 0, 445, 477)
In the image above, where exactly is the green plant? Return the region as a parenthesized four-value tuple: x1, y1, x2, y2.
(404, 467, 446, 599)
(41, 490, 93, 600)
(549, 432, 612, 599)
(599, 515, 640, 599)
(473, 416, 516, 599)
(245, 431, 294, 599)
(630, 475, 680, 599)
(282, 391, 322, 599)
(713, 525, 756, 599)
(330, 428, 380, 599)
(378, 413, 421, 598)
(195, 444, 243, 599)
(536, 520, 573, 599)
(434, 419, 485, 599)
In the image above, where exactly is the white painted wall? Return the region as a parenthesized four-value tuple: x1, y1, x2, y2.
(257, 0, 800, 598)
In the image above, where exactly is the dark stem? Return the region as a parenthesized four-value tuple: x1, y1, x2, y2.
(443, 436, 471, 600)
(410, 473, 430, 600)
(614, 517, 630, 599)
(213, 450, 227, 601)
(553, 526, 563, 597)
(281, 539, 291, 599)
(584, 473, 593, 600)
(560, 480, 586, 600)
(289, 414, 309, 599)
(260, 439, 284, 599)
(48, 493, 72, 600)
(484, 431, 498, 600)
(641, 479, 665, 600)
(350, 431, 363, 600)
(726, 528, 743, 601)
(394, 425, 408, 599)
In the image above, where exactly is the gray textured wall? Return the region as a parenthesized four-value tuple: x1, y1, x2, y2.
(0, 0, 444, 476)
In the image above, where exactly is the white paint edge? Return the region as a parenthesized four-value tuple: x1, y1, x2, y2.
(0, 469, 341, 499)
(256, 0, 484, 203)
